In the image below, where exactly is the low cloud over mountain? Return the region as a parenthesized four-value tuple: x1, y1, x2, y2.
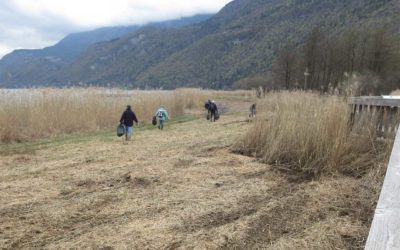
(0, 0, 231, 58)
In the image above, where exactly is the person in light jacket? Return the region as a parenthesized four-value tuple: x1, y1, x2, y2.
(155, 106, 169, 130)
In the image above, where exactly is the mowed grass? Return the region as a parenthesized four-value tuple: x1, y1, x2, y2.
(1, 113, 267, 249)
(0, 111, 386, 250)
(0, 92, 390, 249)
(0, 115, 198, 156)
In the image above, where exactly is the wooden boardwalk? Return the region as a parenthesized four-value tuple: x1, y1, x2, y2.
(347, 96, 400, 249)
(348, 96, 400, 107)
(365, 128, 400, 249)
(348, 96, 400, 137)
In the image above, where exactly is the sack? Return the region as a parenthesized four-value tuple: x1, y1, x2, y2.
(152, 116, 157, 126)
(117, 124, 125, 137)
(215, 111, 220, 120)
(206, 113, 210, 120)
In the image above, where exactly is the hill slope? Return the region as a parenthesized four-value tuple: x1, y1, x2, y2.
(1, 0, 399, 88)
(0, 14, 212, 88)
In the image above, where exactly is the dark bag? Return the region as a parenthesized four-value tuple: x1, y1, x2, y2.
(152, 116, 157, 126)
(117, 124, 125, 137)
(215, 111, 220, 120)
(206, 113, 210, 120)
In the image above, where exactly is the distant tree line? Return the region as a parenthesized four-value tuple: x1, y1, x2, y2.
(236, 27, 400, 95)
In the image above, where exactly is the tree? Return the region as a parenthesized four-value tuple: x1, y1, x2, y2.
(272, 43, 298, 90)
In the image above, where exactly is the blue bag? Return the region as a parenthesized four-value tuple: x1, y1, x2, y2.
(117, 124, 125, 137)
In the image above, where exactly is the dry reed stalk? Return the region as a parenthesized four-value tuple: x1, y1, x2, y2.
(0, 88, 210, 142)
(234, 91, 390, 175)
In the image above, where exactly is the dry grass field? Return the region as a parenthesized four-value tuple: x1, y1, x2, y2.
(0, 91, 391, 249)
(0, 88, 253, 143)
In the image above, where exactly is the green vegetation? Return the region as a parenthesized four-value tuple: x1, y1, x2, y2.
(0, 114, 198, 156)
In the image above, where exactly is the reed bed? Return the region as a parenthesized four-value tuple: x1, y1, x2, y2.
(234, 91, 391, 176)
(0, 88, 212, 143)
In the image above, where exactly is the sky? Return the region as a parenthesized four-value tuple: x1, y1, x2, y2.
(0, 0, 232, 58)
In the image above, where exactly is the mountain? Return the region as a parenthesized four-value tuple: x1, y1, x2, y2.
(0, 14, 212, 88)
(1, 0, 399, 88)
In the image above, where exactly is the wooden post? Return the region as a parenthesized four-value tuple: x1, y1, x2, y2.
(365, 129, 400, 249)
(383, 107, 389, 136)
(349, 104, 356, 128)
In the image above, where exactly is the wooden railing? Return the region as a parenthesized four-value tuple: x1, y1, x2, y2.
(348, 96, 400, 137)
(348, 96, 400, 249)
(365, 128, 400, 249)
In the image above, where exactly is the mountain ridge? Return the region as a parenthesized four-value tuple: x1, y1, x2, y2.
(0, 14, 213, 87)
(1, 0, 399, 88)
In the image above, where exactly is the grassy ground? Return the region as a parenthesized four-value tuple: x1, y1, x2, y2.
(0, 111, 267, 249)
(0, 101, 383, 249)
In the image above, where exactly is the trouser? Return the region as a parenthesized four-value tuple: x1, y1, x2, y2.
(250, 109, 256, 117)
(158, 119, 165, 130)
(210, 111, 216, 122)
(125, 126, 133, 140)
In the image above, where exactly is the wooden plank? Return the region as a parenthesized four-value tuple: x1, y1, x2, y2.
(348, 97, 400, 107)
(365, 129, 400, 249)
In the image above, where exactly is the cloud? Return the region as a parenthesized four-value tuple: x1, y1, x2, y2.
(0, 0, 232, 58)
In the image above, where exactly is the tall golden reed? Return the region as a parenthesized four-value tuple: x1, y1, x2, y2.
(0, 88, 207, 142)
(234, 91, 388, 175)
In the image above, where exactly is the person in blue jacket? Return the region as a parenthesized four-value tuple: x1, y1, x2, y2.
(155, 106, 169, 130)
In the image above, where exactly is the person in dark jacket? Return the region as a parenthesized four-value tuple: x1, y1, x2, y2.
(207, 100, 218, 122)
(249, 103, 256, 118)
(120, 105, 138, 141)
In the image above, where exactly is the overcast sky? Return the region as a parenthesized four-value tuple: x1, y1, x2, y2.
(0, 0, 232, 58)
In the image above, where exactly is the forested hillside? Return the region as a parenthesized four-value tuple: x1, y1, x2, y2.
(1, 0, 399, 91)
